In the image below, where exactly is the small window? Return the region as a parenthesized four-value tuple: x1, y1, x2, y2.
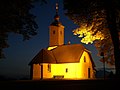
(84, 56, 86, 62)
(48, 64, 51, 72)
(60, 31, 62, 35)
(66, 68, 68, 73)
(53, 30, 55, 34)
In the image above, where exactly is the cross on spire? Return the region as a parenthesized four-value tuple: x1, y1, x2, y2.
(54, 2, 60, 21)
(56, 3, 58, 14)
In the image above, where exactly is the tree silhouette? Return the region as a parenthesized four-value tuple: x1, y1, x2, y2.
(63, 0, 120, 78)
(0, 0, 47, 58)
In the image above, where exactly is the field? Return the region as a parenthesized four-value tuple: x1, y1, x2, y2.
(0, 79, 119, 90)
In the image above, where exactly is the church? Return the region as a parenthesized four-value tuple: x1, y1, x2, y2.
(28, 3, 96, 80)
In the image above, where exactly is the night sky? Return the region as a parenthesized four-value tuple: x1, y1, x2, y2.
(0, 0, 110, 79)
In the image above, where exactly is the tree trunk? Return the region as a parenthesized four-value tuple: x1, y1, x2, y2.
(105, 0, 120, 78)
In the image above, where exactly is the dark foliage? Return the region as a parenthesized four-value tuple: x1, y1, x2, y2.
(0, 0, 47, 58)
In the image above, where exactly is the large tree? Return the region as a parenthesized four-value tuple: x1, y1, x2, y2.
(0, 0, 47, 58)
(63, 0, 120, 78)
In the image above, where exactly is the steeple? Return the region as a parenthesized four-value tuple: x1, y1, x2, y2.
(54, 3, 59, 21)
(56, 3, 58, 14)
(50, 3, 62, 26)
(49, 3, 65, 46)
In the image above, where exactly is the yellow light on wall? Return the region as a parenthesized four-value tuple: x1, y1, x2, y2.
(47, 46, 58, 50)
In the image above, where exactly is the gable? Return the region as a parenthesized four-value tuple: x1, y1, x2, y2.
(87, 51, 96, 67)
(81, 49, 96, 68)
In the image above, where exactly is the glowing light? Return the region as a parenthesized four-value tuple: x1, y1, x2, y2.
(51, 63, 84, 79)
(73, 24, 104, 44)
(32, 51, 95, 79)
(47, 46, 58, 50)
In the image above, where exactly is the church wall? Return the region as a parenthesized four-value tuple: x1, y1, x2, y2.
(39, 63, 82, 79)
(51, 63, 82, 79)
(42, 62, 88, 79)
(42, 64, 52, 79)
(80, 51, 95, 79)
(32, 64, 41, 80)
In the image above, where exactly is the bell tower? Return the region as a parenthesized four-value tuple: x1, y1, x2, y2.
(49, 3, 64, 46)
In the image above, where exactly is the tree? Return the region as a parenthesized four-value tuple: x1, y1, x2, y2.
(0, 0, 47, 58)
(63, 0, 120, 78)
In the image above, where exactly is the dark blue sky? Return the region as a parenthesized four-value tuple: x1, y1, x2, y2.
(0, 0, 110, 79)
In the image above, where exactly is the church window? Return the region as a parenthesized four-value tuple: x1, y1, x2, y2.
(53, 30, 55, 34)
(48, 64, 51, 72)
(84, 56, 86, 62)
(66, 68, 68, 73)
(60, 31, 62, 35)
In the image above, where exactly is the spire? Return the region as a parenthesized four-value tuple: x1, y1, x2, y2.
(54, 3, 59, 21)
(56, 3, 58, 15)
(51, 2, 62, 26)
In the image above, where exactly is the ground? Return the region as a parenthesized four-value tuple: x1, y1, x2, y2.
(0, 79, 119, 90)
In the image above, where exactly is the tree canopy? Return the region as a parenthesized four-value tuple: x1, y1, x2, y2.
(0, 0, 47, 58)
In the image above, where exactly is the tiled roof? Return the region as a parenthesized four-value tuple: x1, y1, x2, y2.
(29, 49, 56, 65)
(29, 44, 95, 67)
(51, 44, 84, 63)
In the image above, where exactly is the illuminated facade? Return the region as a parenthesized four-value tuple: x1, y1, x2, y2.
(28, 3, 96, 80)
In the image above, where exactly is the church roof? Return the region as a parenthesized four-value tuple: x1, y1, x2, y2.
(51, 44, 84, 63)
(50, 19, 62, 26)
(29, 44, 95, 67)
(29, 49, 56, 65)
(50, 14, 63, 26)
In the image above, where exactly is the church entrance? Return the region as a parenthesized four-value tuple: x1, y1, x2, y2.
(88, 68, 90, 78)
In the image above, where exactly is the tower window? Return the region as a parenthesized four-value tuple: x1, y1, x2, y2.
(60, 31, 62, 35)
(53, 30, 55, 34)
